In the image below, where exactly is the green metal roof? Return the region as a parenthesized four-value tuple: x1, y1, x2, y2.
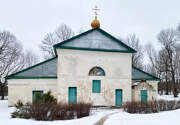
(53, 27, 136, 53)
(6, 57, 159, 81)
(6, 57, 58, 79)
(132, 66, 160, 81)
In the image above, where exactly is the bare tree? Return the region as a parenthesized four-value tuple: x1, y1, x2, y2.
(0, 31, 24, 99)
(39, 33, 57, 59)
(21, 50, 40, 68)
(0, 31, 39, 100)
(145, 43, 162, 76)
(157, 28, 179, 97)
(55, 24, 74, 41)
(123, 34, 144, 69)
(40, 24, 74, 59)
(145, 43, 167, 94)
(177, 23, 180, 34)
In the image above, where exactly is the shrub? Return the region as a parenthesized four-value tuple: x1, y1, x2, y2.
(33, 91, 57, 104)
(11, 91, 92, 121)
(14, 100, 24, 109)
(123, 100, 180, 114)
(68, 102, 92, 118)
(27, 102, 92, 120)
(42, 91, 57, 103)
(11, 100, 30, 118)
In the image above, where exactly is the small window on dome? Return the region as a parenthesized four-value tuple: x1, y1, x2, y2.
(89, 67, 105, 76)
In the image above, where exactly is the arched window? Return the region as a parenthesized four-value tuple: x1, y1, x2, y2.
(89, 67, 105, 76)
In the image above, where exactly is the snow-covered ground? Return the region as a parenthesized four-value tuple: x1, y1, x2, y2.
(0, 96, 8, 100)
(104, 94, 180, 125)
(158, 94, 180, 101)
(0, 100, 118, 125)
(104, 109, 180, 125)
(1, 94, 180, 125)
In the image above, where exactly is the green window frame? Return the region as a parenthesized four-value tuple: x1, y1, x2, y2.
(92, 80, 101, 93)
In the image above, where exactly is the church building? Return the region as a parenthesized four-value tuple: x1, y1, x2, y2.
(6, 15, 160, 106)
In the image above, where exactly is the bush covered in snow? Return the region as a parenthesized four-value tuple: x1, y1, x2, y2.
(11, 91, 92, 120)
(123, 100, 180, 114)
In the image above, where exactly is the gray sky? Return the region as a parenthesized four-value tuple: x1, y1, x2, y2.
(0, 0, 180, 55)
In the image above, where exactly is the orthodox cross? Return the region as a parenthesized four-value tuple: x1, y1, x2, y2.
(92, 5, 100, 16)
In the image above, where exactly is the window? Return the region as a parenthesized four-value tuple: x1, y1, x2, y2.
(92, 80, 101, 93)
(32, 90, 43, 102)
(89, 67, 105, 76)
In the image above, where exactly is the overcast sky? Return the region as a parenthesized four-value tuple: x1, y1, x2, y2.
(0, 0, 180, 55)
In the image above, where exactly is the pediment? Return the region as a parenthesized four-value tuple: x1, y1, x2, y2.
(54, 28, 136, 53)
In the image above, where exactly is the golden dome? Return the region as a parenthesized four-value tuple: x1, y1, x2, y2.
(91, 16, 100, 28)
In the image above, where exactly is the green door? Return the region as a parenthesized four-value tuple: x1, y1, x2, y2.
(115, 89, 123, 106)
(92, 80, 101, 93)
(32, 90, 43, 102)
(141, 90, 147, 103)
(68, 87, 77, 104)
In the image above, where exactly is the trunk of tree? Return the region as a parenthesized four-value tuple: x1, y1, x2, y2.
(172, 74, 178, 97)
(165, 72, 169, 95)
(0, 85, 4, 100)
(170, 54, 178, 97)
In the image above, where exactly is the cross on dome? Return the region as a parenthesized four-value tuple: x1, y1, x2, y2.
(91, 5, 100, 28)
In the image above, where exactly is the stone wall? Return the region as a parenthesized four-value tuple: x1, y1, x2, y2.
(57, 49, 132, 106)
(8, 79, 57, 106)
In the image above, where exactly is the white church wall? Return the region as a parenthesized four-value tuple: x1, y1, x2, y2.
(8, 79, 57, 106)
(57, 49, 132, 106)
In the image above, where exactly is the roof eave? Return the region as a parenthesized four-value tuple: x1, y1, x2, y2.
(132, 78, 160, 81)
(132, 66, 161, 81)
(6, 76, 57, 80)
(56, 46, 135, 53)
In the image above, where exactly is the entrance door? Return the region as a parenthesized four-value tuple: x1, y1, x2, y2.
(32, 90, 43, 102)
(68, 87, 77, 104)
(141, 90, 147, 103)
(115, 89, 123, 106)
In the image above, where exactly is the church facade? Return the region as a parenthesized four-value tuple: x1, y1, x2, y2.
(6, 24, 160, 106)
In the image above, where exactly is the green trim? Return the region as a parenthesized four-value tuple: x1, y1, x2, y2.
(53, 27, 136, 53)
(5, 56, 57, 80)
(6, 76, 57, 79)
(132, 78, 160, 81)
(57, 46, 135, 53)
(132, 66, 160, 81)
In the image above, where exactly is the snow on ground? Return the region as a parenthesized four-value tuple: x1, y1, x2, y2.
(0, 96, 8, 100)
(0, 100, 119, 125)
(104, 109, 180, 125)
(104, 94, 180, 125)
(1, 94, 180, 125)
(158, 94, 180, 101)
